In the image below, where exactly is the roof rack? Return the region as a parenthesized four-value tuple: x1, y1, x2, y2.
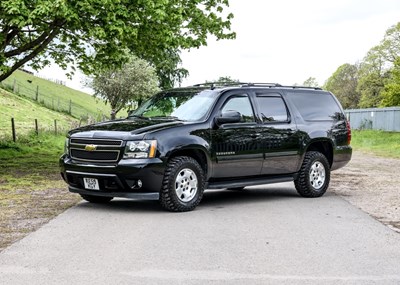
(192, 82, 247, 89)
(241, 83, 282, 87)
(191, 82, 322, 90)
(280, 85, 322, 90)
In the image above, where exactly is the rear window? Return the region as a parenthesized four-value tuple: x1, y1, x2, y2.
(289, 91, 342, 121)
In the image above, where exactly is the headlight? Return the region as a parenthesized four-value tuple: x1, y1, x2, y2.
(64, 138, 69, 155)
(124, 140, 157, 159)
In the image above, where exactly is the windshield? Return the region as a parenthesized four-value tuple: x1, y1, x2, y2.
(130, 90, 216, 121)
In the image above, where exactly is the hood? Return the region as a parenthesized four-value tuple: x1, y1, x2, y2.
(68, 118, 183, 139)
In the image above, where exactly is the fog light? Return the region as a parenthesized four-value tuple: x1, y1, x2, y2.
(137, 180, 143, 188)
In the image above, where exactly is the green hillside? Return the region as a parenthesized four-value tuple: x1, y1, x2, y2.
(1, 70, 111, 120)
(0, 88, 78, 138)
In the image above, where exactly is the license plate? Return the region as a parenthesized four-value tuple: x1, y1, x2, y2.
(83, 178, 100, 190)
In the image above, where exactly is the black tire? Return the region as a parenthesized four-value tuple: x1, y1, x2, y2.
(159, 156, 205, 212)
(294, 151, 330, 198)
(80, 194, 113, 204)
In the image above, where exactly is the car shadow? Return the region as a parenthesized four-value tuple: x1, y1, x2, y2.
(72, 183, 319, 213)
(201, 186, 300, 208)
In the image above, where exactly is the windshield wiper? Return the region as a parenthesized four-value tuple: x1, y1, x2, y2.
(151, 116, 184, 121)
(128, 115, 149, 120)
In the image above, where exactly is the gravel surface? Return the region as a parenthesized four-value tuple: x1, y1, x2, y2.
(330, 150, 400, 232)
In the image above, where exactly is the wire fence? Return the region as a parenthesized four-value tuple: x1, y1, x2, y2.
(0, 117, 97, 142)
(0, 78, 108, 121)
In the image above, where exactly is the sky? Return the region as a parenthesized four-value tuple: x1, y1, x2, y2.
(37, 0, 400, 92)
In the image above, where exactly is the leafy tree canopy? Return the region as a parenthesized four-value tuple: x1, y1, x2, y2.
(302, 77, 319, 87)
(87, 55, 160, 119)
(356, 22, 400, 107)
(206, 75, 239, 84)
(0, 0, 236, 88)
(324, 64, 360, 109)
(380, 57, 400, 107)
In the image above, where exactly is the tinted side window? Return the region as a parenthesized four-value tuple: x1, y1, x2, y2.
(222, 96, 255, 122)
(289, 91, 342, 121)
(256, 96, 288, 122)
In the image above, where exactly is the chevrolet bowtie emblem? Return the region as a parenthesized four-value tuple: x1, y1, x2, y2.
(85, 144, 97, 151)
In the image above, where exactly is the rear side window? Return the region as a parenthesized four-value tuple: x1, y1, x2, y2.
(256, 95, 288, 122)
(289, 91, 342, 121)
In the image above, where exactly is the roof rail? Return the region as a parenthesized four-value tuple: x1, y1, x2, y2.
(241, 83, 282, 87)
(192, 82, 248, 90)
(191, 82, 322, 90)
(280, 85, 322, 90)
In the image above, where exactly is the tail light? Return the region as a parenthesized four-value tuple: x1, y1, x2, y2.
(346, 120, 351, 145)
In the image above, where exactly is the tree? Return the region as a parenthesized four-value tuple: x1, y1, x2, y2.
(380, 57, 400, 107)
(377, 22, 400, 64)
(302, 77, 319, 87)
(357, 46, 388, 108)
(0, 0, 236, 88)
(87, 56, 159, 120)
(324, 64, 360, 109)
(206, 76, 239, 84)
(357, 22, 400, 108)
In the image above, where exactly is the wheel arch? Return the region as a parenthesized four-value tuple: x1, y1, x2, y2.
(305, 139, 334, 167)
(166, 147, 211, 180)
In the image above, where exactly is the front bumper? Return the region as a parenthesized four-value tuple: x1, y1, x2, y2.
(68, 186, 159, 200)
(60, 154, 165, 197)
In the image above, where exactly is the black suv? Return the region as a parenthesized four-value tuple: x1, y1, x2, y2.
(60, 83, 352, 211)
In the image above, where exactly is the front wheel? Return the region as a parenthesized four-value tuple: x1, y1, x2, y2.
(294, 151, 330, 198)
(159, 156, 205, 212)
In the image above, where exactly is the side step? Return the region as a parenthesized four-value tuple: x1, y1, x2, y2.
(206, 175, 296, 190)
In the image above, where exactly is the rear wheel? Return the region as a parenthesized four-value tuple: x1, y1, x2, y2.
(160, 156, 205, 212)
(294, 151, 330, 198)
(80, 194, 113, 203)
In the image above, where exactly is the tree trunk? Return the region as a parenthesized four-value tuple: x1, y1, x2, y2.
(110, 109, 116, 120)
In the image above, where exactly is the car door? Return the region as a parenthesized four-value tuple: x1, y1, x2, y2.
(211, 93, 263, 178)
(253, 92, 302, 174)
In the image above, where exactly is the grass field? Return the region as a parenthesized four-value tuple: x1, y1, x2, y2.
(0, 133, 66, 190)
(0, 132, 80, 251)
(1, 70, 111, 119)
(0, 88, 78, 138)
(351, 130, 400, 158)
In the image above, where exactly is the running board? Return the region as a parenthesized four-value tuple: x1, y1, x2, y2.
(206, 175, 295, 190)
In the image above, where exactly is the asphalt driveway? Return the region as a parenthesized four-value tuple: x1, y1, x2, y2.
(1, 183, 400, 284)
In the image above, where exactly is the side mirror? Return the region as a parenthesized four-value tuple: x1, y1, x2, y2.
(215, 111, 241, 126)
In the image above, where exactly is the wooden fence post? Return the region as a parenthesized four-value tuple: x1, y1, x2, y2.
(35, 85, 39, 101)
(11, 118, 16, 142)
(35, 119, 38, 135)
(69, 99, 72, 114)
(54, 119, 57, 135)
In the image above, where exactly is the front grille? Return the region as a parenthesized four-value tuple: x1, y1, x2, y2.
(69, 138, 122, 163)
(70, 138, 122, 146)
(70, 149, 119, 162)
